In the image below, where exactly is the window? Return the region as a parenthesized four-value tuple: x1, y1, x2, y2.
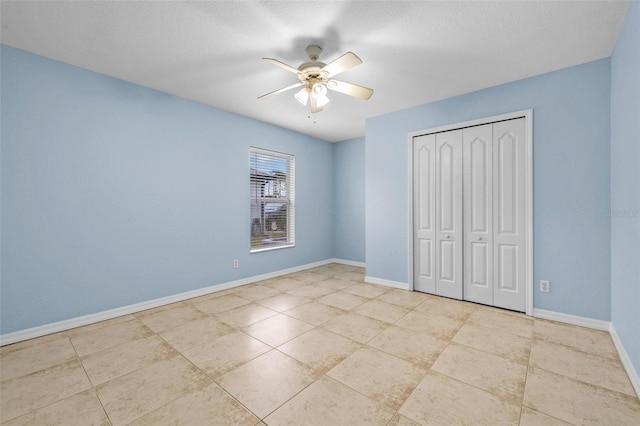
(250, 147, 295, 252)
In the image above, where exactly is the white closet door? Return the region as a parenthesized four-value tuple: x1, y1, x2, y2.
(434, 130, 463, 299)
(493, 118, 526, 311)
(463, 124, 493, 305)
(413, 116, 527, 311)
(413, 134, 436, 294)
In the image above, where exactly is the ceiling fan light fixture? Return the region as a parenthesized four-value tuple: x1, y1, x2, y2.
(312, 82, 326, 95)
(294, 87, 310, 105)
(312, 83, 330, 107)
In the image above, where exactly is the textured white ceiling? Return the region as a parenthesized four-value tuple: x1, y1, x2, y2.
(0, 1, 630, 142)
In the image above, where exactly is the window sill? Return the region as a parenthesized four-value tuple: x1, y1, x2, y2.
(250, 243, 295, 254)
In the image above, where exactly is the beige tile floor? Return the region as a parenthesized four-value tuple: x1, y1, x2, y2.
(1, 263, 639, 425)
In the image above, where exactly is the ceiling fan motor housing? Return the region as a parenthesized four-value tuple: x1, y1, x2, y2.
(297, 63, 329, 83)
(297, 45, 330, 85)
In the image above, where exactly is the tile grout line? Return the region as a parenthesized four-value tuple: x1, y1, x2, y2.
(518, 317, 536, 426)
(70, 335, 115, 426)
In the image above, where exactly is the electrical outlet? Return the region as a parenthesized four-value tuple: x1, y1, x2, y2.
(233, 259, 239, 269)
(540, 280, 550, 293)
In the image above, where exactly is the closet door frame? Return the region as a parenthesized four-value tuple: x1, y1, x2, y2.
(408, 109, 533, 316)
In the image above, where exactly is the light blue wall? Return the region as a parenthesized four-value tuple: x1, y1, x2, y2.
(0, 45, 334, 334)
(366, 59, 612, 320)
(333, 137, 365, 263)
(610, 1, 640, 379)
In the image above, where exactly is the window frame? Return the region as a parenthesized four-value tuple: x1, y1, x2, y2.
(249, 147, 295, 253)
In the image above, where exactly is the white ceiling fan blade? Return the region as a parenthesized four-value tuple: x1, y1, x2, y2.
(320, 52, 362, 77)
(262, 58, 302, 75)
(257, 82, 305, 99)
(326, 80, 374, 100)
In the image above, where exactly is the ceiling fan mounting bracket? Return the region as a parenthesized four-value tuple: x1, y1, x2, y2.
(305, 45, 323, 61)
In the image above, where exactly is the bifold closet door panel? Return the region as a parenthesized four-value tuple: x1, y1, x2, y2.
(434, 130, 463, 299)
(463, 124, 494, 306)
(413, 130, 463, 299)
(413, 134, 436, 294)
(493, 118, 526, 312)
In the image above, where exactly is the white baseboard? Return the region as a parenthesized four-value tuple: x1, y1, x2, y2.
(0, 258, 335, 346)
(532, 308, 611, 331)
(365, 276, 410, 290)
(610, 325, 640, 398)
(534, 308, 639, 400)
(329, 258, 366, 268)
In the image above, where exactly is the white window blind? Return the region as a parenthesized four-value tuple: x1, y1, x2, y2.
(250, 147, 295, 252)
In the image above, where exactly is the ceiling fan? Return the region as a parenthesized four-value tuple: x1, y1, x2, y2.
(258, 45, 374, 113)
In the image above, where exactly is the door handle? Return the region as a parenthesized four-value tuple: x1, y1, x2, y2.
(445, 235, 451, 239)
(477, 237, 483, 241)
